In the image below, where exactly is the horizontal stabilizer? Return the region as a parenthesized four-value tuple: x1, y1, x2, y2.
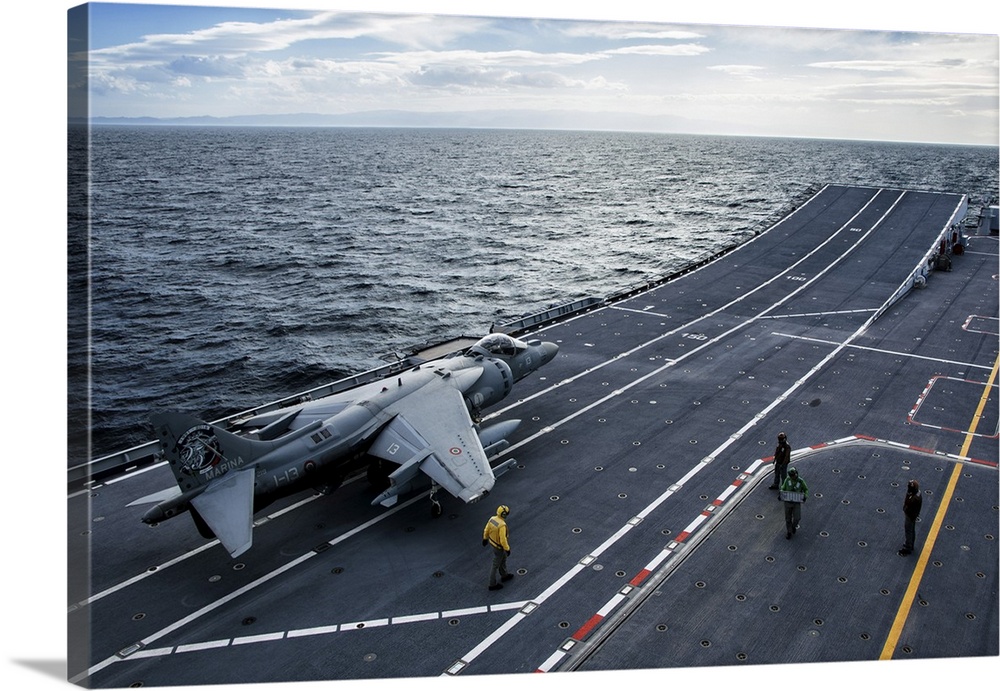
(190, 468, 255, 558)
(251, 408, 301, 440)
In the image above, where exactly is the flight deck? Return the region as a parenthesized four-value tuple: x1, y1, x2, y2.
(68, 184, 998, 686)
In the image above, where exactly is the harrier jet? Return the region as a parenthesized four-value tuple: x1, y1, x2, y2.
(129, 334, 559, 557)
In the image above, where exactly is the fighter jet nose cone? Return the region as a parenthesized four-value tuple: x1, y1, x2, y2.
(541, 342, 559, 364)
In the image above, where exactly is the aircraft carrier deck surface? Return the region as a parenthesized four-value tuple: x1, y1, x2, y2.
(68, 183, 998, 687)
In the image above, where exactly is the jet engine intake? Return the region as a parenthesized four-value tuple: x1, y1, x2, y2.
(465, 359, 514, 411)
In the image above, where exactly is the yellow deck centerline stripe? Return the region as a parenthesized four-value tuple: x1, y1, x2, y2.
(880, 343, 996, 658)
(961, 354, 999, 458)
(879, 462, 963, 660)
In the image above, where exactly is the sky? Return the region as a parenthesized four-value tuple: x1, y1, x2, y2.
(69, 0, 1000, 144)
(1, 3, 998, 691)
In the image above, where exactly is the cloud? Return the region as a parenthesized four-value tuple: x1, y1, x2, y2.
(85, 10, 504, 97)
(809, 57, 994, 73)
(376, 48, 609, 69)
(169, 55, 247, 78)
(89, 11, 493, 68)
(406, 65, 620, 91)
(810, 60, 928, 73)
(246, 57, 401, 91)
(77, 6, 997, 144)
(604, 44, 710, 57)
(708, 64, 765, 77)
(820, 78, 998, 104)
(561, 21, 705, 41)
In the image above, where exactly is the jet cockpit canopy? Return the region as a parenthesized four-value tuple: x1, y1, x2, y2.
(469, 333, 528, 358)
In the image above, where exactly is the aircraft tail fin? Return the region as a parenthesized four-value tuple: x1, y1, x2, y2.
(152, 412, 276, 557)
(152, 412, 272, 493)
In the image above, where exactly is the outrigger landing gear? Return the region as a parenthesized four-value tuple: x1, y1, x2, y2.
(429, 485, 443, 518)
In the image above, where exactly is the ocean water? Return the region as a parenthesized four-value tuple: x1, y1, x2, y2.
(67, 126, 998, 463)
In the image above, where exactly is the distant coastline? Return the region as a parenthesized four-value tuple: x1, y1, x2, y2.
(72, 109, 700, 131)
(71, 116, 997, 148)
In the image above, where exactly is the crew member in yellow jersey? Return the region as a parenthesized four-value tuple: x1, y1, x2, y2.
(482, 505, 514, 591)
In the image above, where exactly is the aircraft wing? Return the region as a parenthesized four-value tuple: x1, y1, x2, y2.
(369, 384, 495, 506)
(190, 468, 255, 558)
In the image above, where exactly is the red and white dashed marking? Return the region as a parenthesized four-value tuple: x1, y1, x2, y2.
(534, 435, 995, 673)
(908, 375, 999, 438)
(91, 434, 993, 683)
(536, 457, 770, 672)
(962, 314, 999, 335)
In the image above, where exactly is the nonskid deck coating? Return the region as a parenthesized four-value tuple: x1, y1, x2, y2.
(69, 184, 998, 687)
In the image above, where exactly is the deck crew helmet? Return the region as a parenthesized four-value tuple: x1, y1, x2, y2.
(497, 505, 510, 518)
(787, 467, 798, 477)
(777, 432, 787, 441)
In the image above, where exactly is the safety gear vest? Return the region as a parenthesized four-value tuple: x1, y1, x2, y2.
(483, 516, 509, 551)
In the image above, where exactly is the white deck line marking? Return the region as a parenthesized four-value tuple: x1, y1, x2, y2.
(70, 494, 324, 611)
(452, 190, 937, 675)
(82, 185, 880, 612)
(533, 564, 589, 604)
(118, 598, 535, 662)
(597, 595, 627, 617)
(442, 606, 489, 617)
(449, 335, 843, 673)
(341, 619, 390, 630)
(642, 548, 675, 574)
(393, 613, 440, 624)
(69, 486, 93, 500)
(129, 647, 174, 660)
(101, 461, 168, 485)
(462, 613, 527, 661)
(590, 523, 639, 559)
(538, 650, 567, 672)
(538, 430, 998, 673)
(76, 190, 891, 618)
(539, 457, 772, 670)
(78, 188, 944, 684)
(908, 374, 1000, 437)
(487, 189, 896, 424)
(519, 183, 834, 337)
(634, 487, 683, 521)
(73, 493, 428, 683)
(260, 493, 323, 520)
(70, 541, 218, 611)
(771, 332, 995, 370)
(175, 640, 230, 654)
(82, 471, 379, 601)
(287, 625, 340, 638)
(232, 632, 285, 646)
(761, 308, 879, 319)
(718, 483, 740, 502)
(610, 305, 673, 318)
